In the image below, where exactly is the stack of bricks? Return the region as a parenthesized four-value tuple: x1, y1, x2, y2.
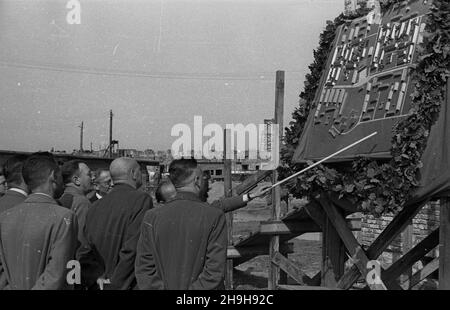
(359, 200, 440, 269)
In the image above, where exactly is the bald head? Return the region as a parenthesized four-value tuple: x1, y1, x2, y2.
(110, 157, 142, 188)
(155, 180, 176, 203)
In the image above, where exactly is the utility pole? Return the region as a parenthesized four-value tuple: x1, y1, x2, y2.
(109, 110, 113, 157)
(79, 121, 84, 152)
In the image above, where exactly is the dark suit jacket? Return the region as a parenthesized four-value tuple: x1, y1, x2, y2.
(59, 185, 92, 244)
(0, 189, 27, 215)
(77, 183, 153, 290)
(135, 191, 227, 290)
(0, 193, 78, 290)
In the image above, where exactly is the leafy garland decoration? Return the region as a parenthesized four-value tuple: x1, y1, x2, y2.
(281, 0, 450, 216)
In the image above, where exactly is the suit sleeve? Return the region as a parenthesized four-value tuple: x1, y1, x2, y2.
(189, 212, 227, 290)
(32, 212, 79, 290)
(135, 211, 164, 290)
(211, 195, 247, 213)
(108, 194, 153, 290)
(76, 211, 105, 289)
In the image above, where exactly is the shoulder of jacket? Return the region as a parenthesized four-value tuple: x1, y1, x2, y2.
(74, 194, 91, 205)
(50, 203, 77, 218)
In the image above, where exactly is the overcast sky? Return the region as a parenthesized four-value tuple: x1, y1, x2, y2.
(0, 0, 343, 152)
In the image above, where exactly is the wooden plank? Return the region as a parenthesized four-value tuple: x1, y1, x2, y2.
(269, 70, 284, 290)
(318, 196, 387, 290)
(304, 201, 326, 229)
(337, 199, 428, 289)
(305, 201, 344, 287)
(329, 192, 360, 214)
(224, 129, 233, 290)
(384, 228, 439, 286)
(321, 216, 346, 288)
(227, 243, 294, 259)
(279, 249, 288, 285)
(400, 220, 414, 286)
(272, 252, 316, 286)
(439, 197, 450, 289)
(259, 218, 365, 235)
(260, 221, 320, 235)
(403, 257, 439, 289)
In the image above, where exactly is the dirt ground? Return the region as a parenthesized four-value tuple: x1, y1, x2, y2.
(233, 239, 322, 289)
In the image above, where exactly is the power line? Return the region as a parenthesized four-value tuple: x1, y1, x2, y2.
(0, 59, 304, 81)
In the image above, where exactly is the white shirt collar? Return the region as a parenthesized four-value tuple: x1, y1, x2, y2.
(9, 188, 28, 197)
(96, 193, 103, 200)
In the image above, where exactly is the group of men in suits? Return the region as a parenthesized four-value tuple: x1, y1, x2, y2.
(0, 153, 269, 290)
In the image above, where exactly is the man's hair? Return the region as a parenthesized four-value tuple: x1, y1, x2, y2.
(168, 158, 198, 187)
(2, 154, 28, 186)
(22, 155, 60, 191)
(61, 160, 86, 185)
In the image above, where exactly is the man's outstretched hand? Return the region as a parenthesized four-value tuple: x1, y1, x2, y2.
(249, 185, 272, 199)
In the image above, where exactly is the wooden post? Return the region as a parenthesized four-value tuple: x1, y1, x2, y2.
(268, 70, 284, 289)
(400, 220, 413, 288)
(321, 217, 346, 287)
(338, 199, 428, 289)
(318, 196, 387, 290)
(279, 249, 289, 285)
(439, 197, 450, 290)
(224, 129, 233, 290)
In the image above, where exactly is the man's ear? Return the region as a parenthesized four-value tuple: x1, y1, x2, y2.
(194, 173, 202, 188)
(131, 168, 138, 180)
(72, 174, 80, 186)
(49, 170, 56, 184)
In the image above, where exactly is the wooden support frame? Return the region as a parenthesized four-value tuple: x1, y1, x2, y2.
(259, 218, 360, 235)
(383, 228, 439, 287)
(403, 257, 439, 289)
(264, 193, 441, 290)
(321, 216, 346, 287)
(227, 243, 294, 259)
(337, 198, 429, 289)
(306, 200, 346, 287)
(272, 252, 319, 286)
(317, 196, 387, 290)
